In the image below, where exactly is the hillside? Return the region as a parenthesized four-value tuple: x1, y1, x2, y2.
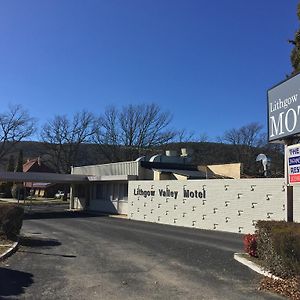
(0, 141, 284, 177)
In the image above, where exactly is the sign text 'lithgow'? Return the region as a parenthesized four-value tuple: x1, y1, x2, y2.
(268, 73, 300, 142)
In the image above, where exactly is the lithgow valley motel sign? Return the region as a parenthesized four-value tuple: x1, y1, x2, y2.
(268, 73, 300, 141)
(268, 73, 300, 185)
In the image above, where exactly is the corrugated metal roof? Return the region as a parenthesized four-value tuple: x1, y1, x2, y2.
(73, 161, 139, 176)
(87, 175, 138, 181)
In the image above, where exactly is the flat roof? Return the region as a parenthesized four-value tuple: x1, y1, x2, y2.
(0, 171, 89, 183)
(0, 172, 138, 184)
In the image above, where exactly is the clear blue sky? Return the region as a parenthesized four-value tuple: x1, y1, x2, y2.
(0, 0, 298, 141)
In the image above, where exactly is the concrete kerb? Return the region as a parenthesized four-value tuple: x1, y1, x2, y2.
(0, 240, 19, 261)
(0, 198, 69, 205)
(68, 209, 128, 219)
(108, 214, 128, 219)
(234, 253, 282, 281)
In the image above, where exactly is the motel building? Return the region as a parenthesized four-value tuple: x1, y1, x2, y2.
(69, 149, 298, 235)
(70, 149, 209, 214)
(0, 148, 293, 235)
(0, 147, 298, 234)
(0, 148, 299, 235)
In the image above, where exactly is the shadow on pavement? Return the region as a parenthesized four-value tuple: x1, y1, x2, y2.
(24, 210, 107, 220)
(0, 268, 33, 297)
(19, 236, 61, 248)
(18, 250, 77, 258)
(19, 236, 77, 258)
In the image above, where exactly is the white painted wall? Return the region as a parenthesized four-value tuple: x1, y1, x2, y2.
(73, 197, 86, 210)
(128, 178, 287, 234)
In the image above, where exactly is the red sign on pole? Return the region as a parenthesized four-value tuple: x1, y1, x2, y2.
(287, 144, 300, 184)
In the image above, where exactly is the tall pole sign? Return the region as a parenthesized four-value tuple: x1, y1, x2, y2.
(268, 74, 300, 222)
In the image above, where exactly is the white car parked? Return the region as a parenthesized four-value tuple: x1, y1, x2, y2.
(54, 190, 65, 199)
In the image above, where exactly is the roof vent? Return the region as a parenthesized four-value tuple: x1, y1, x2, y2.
(165, 150, 177, 157)
(149, 155, 162, 162)
(181, 148, 188, 157)
(135, 156, 146, 162)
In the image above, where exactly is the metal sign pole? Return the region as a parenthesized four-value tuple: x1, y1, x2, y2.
(267, 74, 300, 223)
(285, 139, 294, 222)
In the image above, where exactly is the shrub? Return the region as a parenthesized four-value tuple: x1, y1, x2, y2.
(0, 204, 24, 239)
(0, 182, 12, 198)
(256, 221, 300, 278)
(11, 183, 25, 200)
(243, 234, 257, 257)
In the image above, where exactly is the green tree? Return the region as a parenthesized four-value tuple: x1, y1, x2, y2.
(289, 2, 300, 75)
(11, 150, 25, 199)
(0, 155, 15, 197)
(6, 155, 15, 172)
(15, 150, 23, 172)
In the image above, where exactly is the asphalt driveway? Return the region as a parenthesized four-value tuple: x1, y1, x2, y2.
(0, 206, 283, 299)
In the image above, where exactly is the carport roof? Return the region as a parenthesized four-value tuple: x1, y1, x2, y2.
(0, 171, 89, 183)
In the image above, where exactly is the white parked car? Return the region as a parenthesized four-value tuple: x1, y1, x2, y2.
(54, 191, 65, 199)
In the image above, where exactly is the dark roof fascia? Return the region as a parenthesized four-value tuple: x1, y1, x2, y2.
(0, 171, 89, 184)
(154, 168, 206, 179)
(140, 161, 198, 171)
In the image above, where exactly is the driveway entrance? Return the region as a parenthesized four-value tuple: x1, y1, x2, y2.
(0, 205, 282, 300)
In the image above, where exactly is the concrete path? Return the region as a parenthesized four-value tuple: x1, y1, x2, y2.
(0, 206, 283, 300)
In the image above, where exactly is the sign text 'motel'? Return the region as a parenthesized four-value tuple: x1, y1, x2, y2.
(268, 73, 300, 142)
(133, 187, 206, 199)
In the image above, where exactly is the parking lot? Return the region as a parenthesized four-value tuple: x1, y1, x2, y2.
(0, 205, 282, 299)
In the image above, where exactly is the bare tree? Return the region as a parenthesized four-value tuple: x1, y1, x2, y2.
(41, 111, 100, 173)
(223, 122, 264, 148)
(94, 106, 122, 162)
(222, 122, 265, 173)
(0, 105, 35, 160)
(173, 130, 211, 143)
(175, 129, 196, 143)
(95, 104, 176, 161)
(199, 132, 209, 143)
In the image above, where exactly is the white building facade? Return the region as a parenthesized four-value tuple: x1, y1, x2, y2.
(70, 154, 298, 234)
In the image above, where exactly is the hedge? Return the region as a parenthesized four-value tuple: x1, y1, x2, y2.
(256, 221, 300, 278)
(0, 203, 24, 239)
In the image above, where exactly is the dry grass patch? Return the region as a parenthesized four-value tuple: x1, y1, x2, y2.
(0, 236, 15, 257)
(260, 276, 300, 300)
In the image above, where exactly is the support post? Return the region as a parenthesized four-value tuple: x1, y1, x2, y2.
(287, 186, 293, 222)
(70, 184, 75, 210)
(285, 139, 295, 222)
